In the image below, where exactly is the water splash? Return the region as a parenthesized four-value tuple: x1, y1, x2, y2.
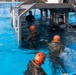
(59, 47, 76, 73)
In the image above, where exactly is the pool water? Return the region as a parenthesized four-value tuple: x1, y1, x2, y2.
(0, 18, 51, 75)
(0, 3, 76, 75)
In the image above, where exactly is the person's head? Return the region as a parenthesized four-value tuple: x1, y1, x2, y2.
(53, 35, 60, 42)
(29, 25, 36, 32)
(60, 18, 64, 22)
(34, 52, 46, 66)
(29, 11, 32, 15)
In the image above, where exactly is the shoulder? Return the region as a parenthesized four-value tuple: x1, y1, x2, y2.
(48, 41, 55, 45)
(34, 31, 40, 35)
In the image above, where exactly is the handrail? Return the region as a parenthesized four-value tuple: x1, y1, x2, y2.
(16, 0, 45, 8)
(19, 3, 35, 17)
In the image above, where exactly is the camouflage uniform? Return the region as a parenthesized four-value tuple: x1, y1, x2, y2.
(24, 60, 47, 75)
(48, 41, 64, 57)
(48, 41, 66, 74)
(27, 30, 40, 49)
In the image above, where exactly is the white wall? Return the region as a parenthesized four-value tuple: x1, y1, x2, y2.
(46, 0, 63, 3)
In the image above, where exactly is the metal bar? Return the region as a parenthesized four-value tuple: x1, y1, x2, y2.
(19, 3, 35, 17)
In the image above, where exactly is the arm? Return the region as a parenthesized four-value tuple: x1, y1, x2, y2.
(26, 34, 31, 40)
(47, 43, 54, 53)
(60, 45, 65, 52)
(59, 42, 65, 52)
(23, 34, 32, 41)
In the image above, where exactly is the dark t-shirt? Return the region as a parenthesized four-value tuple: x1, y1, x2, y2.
(26, 15, 35, 22)
(26, 31, 40, 49)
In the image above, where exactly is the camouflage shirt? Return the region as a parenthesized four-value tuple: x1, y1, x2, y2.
(24, 60, 47, 75)
(48, 41, 64, 57)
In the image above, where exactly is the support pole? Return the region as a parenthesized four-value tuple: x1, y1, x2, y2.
(51, 11, 54, 24)
(56, 13, 58, 24)
(65, 13, 68, 24)
(18, 16, 22, 47)
(44, 9, 48, 18)
(49, 10, 51, 19)
(54, 12, 57, 24)
(40, 9, 43, 17)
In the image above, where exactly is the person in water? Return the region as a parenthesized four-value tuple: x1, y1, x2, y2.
(47, 35, 67, 74)
(58, 18, 66, 30)
(25, 11, 35, 22)
(59, 18, 64, 25)
(24, 52, 47, 75)
(24, 25, 40, 49)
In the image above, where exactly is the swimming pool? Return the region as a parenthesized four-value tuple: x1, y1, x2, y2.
(0, 3, 76, 75)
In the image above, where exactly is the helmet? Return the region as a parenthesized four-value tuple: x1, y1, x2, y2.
(53, 35, 60, 42)
(34, 52, 46, 66)
(29, 25, 36, 31)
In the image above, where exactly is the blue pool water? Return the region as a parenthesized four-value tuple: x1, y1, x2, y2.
(0, 3, 76, 75)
